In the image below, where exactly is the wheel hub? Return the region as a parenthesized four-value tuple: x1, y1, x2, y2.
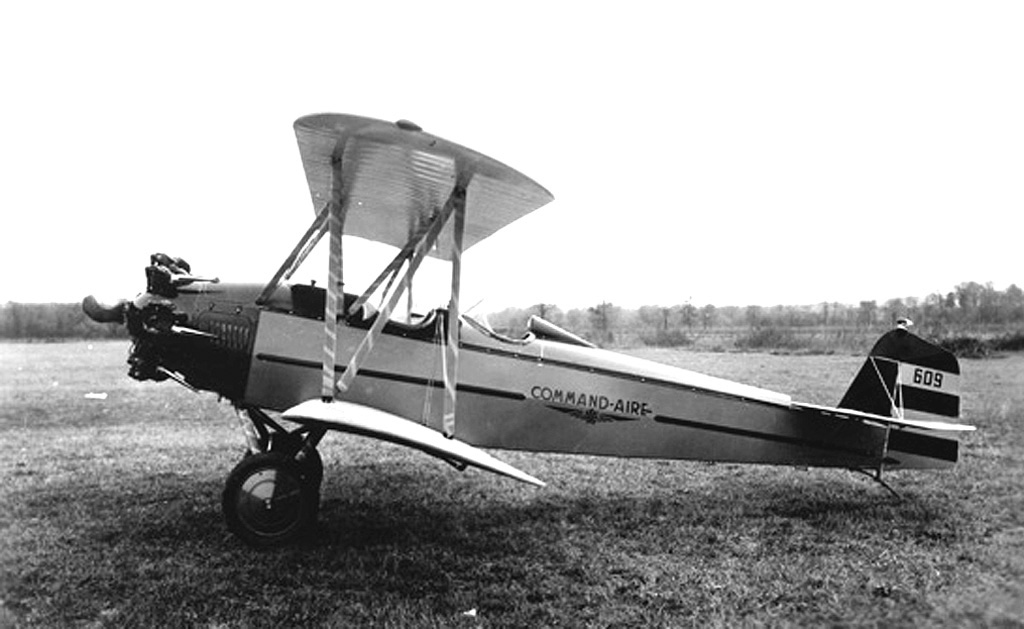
(235, 468, 303, 536)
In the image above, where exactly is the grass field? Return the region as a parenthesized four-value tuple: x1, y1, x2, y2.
(1, 341, 1022, 627)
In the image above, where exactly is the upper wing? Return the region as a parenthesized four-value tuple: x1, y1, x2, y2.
(293, 113, 554, 259)
(282, 399, 545, 487)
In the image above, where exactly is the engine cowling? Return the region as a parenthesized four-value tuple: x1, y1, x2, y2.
(83, 253, 259, 401)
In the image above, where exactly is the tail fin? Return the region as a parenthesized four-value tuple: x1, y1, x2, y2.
(839, 322, 960, 419)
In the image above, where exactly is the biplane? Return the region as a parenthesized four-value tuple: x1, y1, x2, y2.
(83, 113, 975, 547)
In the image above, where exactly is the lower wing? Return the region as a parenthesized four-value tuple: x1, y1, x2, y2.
(282, 399, 545, 487)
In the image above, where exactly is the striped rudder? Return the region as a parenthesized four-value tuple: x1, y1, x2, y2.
(839, 322, 960, 419)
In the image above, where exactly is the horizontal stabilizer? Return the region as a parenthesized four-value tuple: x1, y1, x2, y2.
(793, 402, 975, 432)
(282, 400, 545, 487)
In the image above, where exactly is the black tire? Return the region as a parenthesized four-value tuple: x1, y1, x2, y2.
(222, 451, 319, 548)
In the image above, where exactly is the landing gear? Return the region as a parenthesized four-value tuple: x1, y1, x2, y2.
(279, 434, 324, 490)
(242, 431, 325, 490)
(222, 451, 319, 547)
(224, 406, 327, 547)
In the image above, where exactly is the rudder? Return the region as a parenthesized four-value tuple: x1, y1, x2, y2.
(839, 322, 960, 419)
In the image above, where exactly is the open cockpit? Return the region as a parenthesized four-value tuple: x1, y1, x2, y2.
(281, 282, 446, 342)
(276, 281, 596, 350)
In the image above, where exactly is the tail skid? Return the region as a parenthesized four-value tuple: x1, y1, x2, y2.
(850, 467, 902, 499)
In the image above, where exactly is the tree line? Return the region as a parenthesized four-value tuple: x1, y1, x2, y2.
(484, 281, 1024, 350)
(0, 302, 126, 340)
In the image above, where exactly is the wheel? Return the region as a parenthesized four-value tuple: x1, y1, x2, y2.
(222, 451, 319, 547)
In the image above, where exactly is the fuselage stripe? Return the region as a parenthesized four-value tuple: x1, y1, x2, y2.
(254, 353, 525, 401)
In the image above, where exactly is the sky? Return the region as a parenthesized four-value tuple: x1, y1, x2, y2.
(1, 1, 1021, 312)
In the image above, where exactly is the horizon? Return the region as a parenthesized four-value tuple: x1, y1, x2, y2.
(3, 272, 1016, 316)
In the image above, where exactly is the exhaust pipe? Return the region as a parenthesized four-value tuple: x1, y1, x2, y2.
(82, 295, 127, 324)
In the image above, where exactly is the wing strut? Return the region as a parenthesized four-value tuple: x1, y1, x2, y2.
(256, 204, 330, 306)
(346, 222, 429, 318)
(322, 170, 347, 400)
(442, 192, 466, 437)
(333, 186, 464, 398)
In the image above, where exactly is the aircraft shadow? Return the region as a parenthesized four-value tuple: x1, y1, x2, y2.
(306, 460, 964, 559)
